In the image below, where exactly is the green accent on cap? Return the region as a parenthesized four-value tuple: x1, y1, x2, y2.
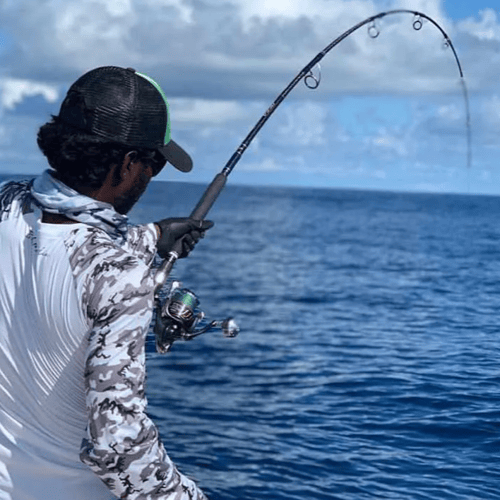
(135, 71, 171, 146)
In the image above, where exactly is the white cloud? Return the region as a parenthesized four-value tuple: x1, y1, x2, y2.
(272, 101, 328, 147)
(238, 0, 325, 21)
(105, 0, 133, 16)
(437, 103, 462, 122)
(239, 157, 285, 172)
(0, 0, 477, 97)
(370, 130, 408, 156)
(237, 0, 377, 27)
(458, 9, 500, 42)
(0, 78, 59, 109)
(142, 0, 194, 24)
(395, 0, 445, 24)
(169, 98, 254, 126)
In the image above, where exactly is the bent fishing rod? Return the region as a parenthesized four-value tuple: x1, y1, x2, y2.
(154, 8, 470, 294)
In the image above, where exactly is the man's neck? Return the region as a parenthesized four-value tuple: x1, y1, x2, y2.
(41, 212, 78, 224)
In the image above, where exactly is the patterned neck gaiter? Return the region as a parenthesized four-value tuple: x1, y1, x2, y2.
(31, 169, 128, 240)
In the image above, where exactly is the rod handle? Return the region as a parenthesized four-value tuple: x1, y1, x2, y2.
(190, 173, 227, 221)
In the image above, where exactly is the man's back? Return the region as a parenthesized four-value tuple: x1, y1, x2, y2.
(0, 180, 114, 499)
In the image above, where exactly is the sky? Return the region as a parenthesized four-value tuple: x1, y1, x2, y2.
(0, 0, 500, 195)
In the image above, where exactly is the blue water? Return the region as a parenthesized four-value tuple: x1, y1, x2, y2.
(132, 182, 499, 500)
(4, 175, 499, 499)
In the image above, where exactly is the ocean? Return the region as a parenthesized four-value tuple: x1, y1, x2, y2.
(134, 181, 499, 500)
(3, 174, 500, 499)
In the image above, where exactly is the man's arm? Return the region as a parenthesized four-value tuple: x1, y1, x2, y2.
(78, 241, 207, 499)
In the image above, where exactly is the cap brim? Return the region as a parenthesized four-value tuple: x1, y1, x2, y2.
(159, 139, 193, 172)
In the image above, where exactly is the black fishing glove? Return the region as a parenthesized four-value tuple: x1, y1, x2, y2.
(155, 217, 214, 259)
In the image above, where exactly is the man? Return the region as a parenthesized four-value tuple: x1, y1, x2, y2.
(0, 67, 212, 499)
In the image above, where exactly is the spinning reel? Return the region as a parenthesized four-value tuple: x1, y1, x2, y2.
(154, 281, 240, 353)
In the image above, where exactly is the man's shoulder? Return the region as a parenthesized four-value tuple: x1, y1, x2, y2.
(66, 225, 154, 299)
(0, 178, 34, 219)
(67, 226, 154, 319)
(67, 226, 146, 271)
(0, 178, 32, 194)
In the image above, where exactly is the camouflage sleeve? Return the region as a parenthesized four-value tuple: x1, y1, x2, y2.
(125, 223, 159, 266)
(77, 235, 207, 500)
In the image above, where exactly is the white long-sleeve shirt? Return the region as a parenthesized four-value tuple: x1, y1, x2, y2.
(0, 179, 207, 500)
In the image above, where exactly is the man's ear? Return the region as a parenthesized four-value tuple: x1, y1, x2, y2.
(125, 151, 138, 165)
(114, 151, 138, 185)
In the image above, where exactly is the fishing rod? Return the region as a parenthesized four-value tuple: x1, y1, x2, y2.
(153, 9, 470, 352)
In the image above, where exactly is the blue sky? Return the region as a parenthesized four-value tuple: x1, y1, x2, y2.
(1, 0, 500, 194)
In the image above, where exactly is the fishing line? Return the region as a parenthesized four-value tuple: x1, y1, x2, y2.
(153, 8, 471, 292)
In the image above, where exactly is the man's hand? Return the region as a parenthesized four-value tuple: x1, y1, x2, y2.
(155, 218, 214, 259)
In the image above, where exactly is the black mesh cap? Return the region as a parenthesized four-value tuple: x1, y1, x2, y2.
(58, 66, 192, 172)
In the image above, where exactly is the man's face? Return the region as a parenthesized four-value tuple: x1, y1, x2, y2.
(114, 164, 152, 215)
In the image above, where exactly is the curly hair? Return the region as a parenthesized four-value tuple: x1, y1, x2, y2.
(37, 116, 165, 190)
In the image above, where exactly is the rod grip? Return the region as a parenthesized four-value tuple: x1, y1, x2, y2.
(190, 173, 227, 221)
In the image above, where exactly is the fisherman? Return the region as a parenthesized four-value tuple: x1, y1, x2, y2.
(0, 66, 212, 499)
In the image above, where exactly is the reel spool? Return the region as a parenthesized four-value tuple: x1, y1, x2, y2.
(154, 281, 240, 353)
